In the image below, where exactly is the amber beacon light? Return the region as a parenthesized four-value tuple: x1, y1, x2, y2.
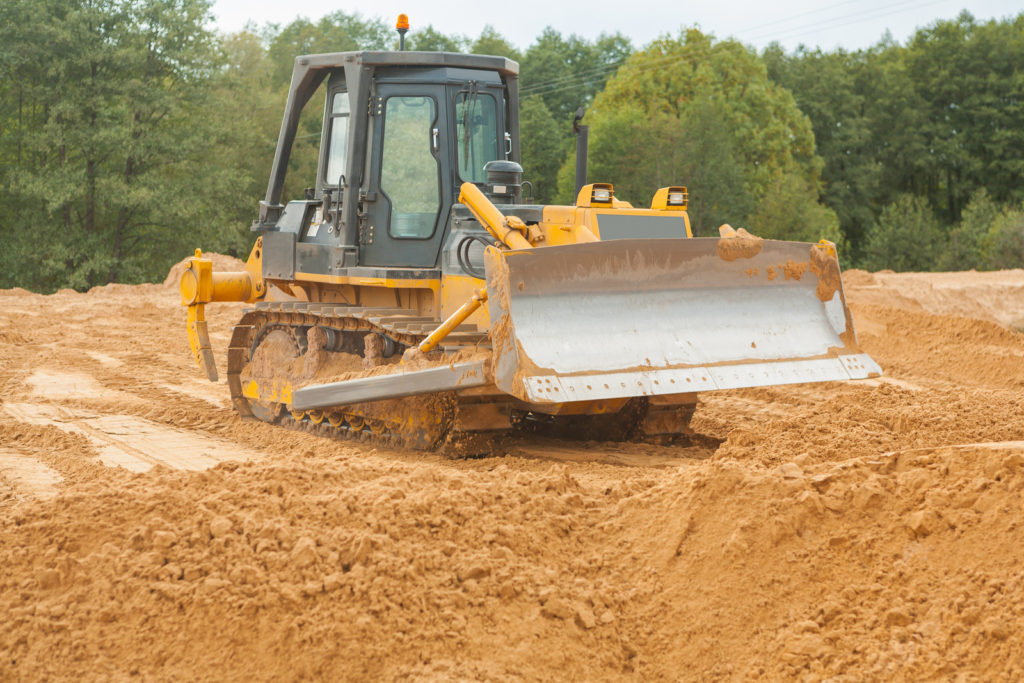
(396, 14, 409, 50)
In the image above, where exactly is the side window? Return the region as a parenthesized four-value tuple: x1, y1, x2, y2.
(455, 92, 498, 183)
(324, 92, 350, 186)
(381, 96, 440, 239)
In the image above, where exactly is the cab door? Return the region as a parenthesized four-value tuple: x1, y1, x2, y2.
(359, 85, 450, 268)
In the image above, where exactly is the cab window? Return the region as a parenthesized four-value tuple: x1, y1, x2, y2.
(324, 92, 350, 187)
(455, 91, 499, 183)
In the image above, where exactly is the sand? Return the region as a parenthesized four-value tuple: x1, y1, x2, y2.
(1, 266, 1023, 680)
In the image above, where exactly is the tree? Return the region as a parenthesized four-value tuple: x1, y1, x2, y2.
(861, 195, 944, 272)
(516, 29, 632, 206)
(983, 207, 1024, 270)
(518, 96, 563, 203)
(408, 25, 468, 52)
(748, 174, 844, 247)
(0, 0, 250, 291)
(904, 12, 1024, 223)
(471, 26, 521, 62)
(519, 28, 632, 124)
(937, 188, 999, 270)
(763, 44, 887, 258)
(767, 11, 1024, 263)
(570, 102, 754, 233)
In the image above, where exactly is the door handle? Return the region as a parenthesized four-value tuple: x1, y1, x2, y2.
(432, 127, 439, 152)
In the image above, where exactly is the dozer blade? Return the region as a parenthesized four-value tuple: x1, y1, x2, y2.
(484, 236, 880, 404)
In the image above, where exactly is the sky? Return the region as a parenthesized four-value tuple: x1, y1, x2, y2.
(209, 0, 1020, 52)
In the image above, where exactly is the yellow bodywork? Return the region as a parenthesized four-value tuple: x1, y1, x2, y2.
(242, 378, 292, 405)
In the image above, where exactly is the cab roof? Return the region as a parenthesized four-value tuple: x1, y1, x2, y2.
(294, 51, 518, 77)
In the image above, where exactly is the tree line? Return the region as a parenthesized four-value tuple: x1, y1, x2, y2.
(765, 12, 1024, 270)
(1, 1, 1021, 292)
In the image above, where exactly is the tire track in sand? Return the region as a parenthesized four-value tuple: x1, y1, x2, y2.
(8, 368, 261, 472)
(0, 449, 62, 501)
(4, 402, 261, 473)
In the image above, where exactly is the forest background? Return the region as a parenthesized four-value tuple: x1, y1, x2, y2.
(1, 0, 1022, 291)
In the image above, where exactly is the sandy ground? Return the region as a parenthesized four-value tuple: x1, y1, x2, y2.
(1, 267, 1023, 680)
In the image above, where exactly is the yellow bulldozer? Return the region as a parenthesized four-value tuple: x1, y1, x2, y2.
(179, 22, 880, 450)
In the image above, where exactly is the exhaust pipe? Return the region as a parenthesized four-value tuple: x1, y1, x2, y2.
(573, 107, 588, 198)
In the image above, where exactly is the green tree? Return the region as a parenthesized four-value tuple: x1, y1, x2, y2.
(0, 0, 250, 291)
(408, 25, 468, 52)
(518, 96, 563, 203)
(520, 28, 632, 123)
(983, 207, 1024, 270)
(861, 195, 944, 271)
(571, 102, 753, 233)
(212, 31, 281, 218)
(515, 29, 632, 205)
(767, 11, 1024, 264)
(763, 44, 890, 258)
(904, 12, 1024, 222)
(937, 188, 999, 270)
(748, 174, 844, 247)
(471, 26, 521, 62)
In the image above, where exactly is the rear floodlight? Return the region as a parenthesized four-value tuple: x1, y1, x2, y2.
(591, 184, 613, 203)
(651, 186, 688, 211)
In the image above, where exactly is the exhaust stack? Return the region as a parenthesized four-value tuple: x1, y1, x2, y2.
(573, 107, 589, 198)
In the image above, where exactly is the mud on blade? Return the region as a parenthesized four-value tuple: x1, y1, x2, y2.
(484, 237, 880, 404)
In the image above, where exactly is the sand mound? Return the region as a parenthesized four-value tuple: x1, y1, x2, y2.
(845, 268, 1024, 329)
(839, 268, 877, 286)
(619, 444, 1024, 679)
(163, 252, 247, 288)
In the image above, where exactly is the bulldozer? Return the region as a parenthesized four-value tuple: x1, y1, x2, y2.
(179, 20, 880, 450)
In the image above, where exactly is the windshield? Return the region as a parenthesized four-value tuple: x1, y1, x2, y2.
(455, 91, 499, 183)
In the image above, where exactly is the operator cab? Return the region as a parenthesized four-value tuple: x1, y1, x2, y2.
(257, 50, 520, 279)
(324, 66, 508, 266)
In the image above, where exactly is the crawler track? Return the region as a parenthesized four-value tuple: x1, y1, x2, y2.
(226, 303, 504, 450)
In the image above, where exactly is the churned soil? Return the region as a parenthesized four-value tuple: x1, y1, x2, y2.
(0, 264, 1023, 680)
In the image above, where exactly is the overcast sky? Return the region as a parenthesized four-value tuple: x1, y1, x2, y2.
(209, 0, 1020, 52)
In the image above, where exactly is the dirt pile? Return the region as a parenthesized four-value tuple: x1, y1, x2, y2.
(0, 269, 1023, 679)
(844, 268, 1024, 329)
(619, 444, 1024, 679)
(2, 455, 660, 679)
